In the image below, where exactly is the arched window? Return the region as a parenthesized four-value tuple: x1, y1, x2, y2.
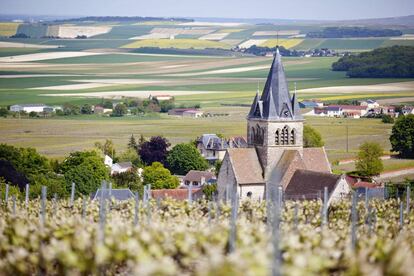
(290, 128, 296, 145)
(253, 125, 264, 145)
(275, 129, 280, 145)
(250, 127, 255, 144)
(281, 125, 289, 145)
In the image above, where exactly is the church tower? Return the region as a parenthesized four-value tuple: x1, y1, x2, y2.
(247, 48, 304, 179)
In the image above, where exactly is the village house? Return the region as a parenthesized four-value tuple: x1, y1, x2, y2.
(93, 105, 105, 114)
(401, 106, 414, 116)
(360, 99, 379, 109)
(196, 134, 247, 164)
(183, 170, 216, 187)
(111, 162, 133, 175)
(310, 106, 343, 117)
(217, 48, 338, 201)
(152, 94, 174, 101)
(151, 188, 204, 201)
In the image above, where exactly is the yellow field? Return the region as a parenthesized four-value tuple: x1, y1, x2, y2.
(0, 22, 19, 36)
(121, 38, 231, 49)
(219, 28, 245, 33)
(261, 39, 303, 49)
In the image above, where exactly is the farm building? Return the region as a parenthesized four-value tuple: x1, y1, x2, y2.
(217, 49, 339, 201)
(152, 94, 173, 101)
(183, 170, 216, 187)
(299, 100, 323, 108)
(93, 106, 105, 114)
(168, 108, 204, 117)
(151, 188, 204, 201)
(308, 106, 343, 117)
(10, 104, 55, 113)
(111, 162, 133, 175)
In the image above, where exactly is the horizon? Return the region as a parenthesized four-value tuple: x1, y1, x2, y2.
(1, 0, 414, 21)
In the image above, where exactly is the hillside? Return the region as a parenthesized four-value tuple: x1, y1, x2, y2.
(332, 46, 414, 78)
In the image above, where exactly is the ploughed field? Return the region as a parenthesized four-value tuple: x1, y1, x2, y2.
(0, 197, 413, 275)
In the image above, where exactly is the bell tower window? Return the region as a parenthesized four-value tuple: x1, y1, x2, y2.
(290, 128, 296, 145)
(275, 129, 280, 145)
(281, 125, 289, 145)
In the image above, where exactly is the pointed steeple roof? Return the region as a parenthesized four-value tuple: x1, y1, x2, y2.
(248, 48, 303, 121)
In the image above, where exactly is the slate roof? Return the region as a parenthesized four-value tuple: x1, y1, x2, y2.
(184, 170, 215, 183)
(285, 169, 341, 200)
(226, 148, 264, 184)
(93, 189, 135, 201)
(199, 134, 228, 150)
(114, 162, 133, 169)
(151, 188, 203, 200)
(248, 48, 302, 121)
(302, 147, 332, 173)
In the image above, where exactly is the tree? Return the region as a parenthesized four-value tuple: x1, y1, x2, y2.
(303, 125, 324, 148)
(381, 114, 394, 124)
(214, 160, 222, 177)
(355, 142, 384, 177)
(166, 143, 208, 175)
(62, 103, 80, 115)
(142, 162, 179, 189)
(95, 139, 116, 159)
(113, 103, 128, 117)
(0, 108, 9, 118)
(59, 151, 109, 196)
(118, 148, 142, 167)
(81, 104, 93, 114)
(103, 100, 113, 109)
(390, 114, 414, 158)
(128, 134, 138, 150)
(139, 136, 170, 165)
(202, 183, 217, 200)
(29, 111, 37, 118)
(112, 169, 143, 193)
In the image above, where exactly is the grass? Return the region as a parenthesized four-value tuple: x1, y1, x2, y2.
(0, 22, 19, 36)
(334, 158, 414, 173)
(260, 39, 304, 48)
(121, 39, 232, 49)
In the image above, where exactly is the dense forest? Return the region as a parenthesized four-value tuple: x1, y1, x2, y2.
(332, 46, 414, 78)
(307, 27, 402, 38)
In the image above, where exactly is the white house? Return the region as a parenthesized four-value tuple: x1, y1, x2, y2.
(10, 104, 52, 113)
(104, 155, 113, 167)
(360, 99, 379, 109)
(111, 162, 133, 175)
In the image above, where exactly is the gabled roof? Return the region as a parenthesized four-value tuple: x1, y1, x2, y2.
(302, 147, 332, 173)
(248, 48, 302, 121)
(151, 188, 203, 200)
(285, 169, 341, 200)
(113, 162, 133, 169)
(93, 189, 134, 201)
(268, 150, 306, 189)
(184, 170, 215, 182)
(200, 134, 228, 150)
(226, 148, 264, 184)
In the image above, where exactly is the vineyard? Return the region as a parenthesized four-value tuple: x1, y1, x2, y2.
(0, 184, 413, 276)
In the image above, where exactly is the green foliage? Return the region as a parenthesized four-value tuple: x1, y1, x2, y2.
(166, 143, 208, 175)
(159, 100, 175, 113)
(80, 104, 93, 114)
(29, 111, 37, 118)
(112, 103, 128, 117)
(303, 125, 324, 148)
(118, 148, 142, 167)
(214, 160, 222, 177)
(308, 27, 402, 38)
(62, 103, 80, 115)
(202, 183, 217, 200)
(0, 179, 22, 199)
(0, 108, 8, 118)
(94, 139, 116, 159)
(390, 114, 414, 158)
(142, 162, 179, 189)
(355, 141, 384, 177)
(332, 46, 414, 78)
(29, 173, 68, 199)
(381, 114, 394, 124)
(127, 134, 138, 150)
(112, 169, 143, 194)
(0, 144, 50, 178)
(59, 151, 109, 196)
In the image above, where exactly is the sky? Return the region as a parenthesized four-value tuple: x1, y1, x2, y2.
(0, 0, 414, 20)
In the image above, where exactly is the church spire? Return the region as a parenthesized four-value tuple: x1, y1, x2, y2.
(248, 48, 302, 121)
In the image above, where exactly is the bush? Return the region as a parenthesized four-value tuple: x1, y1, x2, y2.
(166, 143, 208, 175)
(303, 125, 324, 148)
(142, 162, 179, 189)
(381, 114, 394, 124)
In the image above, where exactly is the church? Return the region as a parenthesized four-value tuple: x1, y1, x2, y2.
(217, 49, 348, 201)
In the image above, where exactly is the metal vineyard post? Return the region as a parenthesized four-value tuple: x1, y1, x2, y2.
(70, 182, 75, 208)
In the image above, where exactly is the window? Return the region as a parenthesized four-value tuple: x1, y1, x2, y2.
(253, 124, 264, 145)
(275, 129, 281, 145)
(290, 128, 296, 145)
(247, 191, 252, 198)
(281, 125, 289, 145)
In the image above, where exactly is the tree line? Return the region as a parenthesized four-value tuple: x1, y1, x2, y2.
(332, 46, 414, 78)
(307, 27, 402, 38)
